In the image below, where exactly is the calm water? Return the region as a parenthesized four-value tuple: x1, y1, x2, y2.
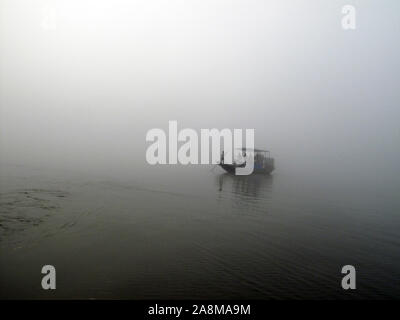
(1, 163, 400, 299)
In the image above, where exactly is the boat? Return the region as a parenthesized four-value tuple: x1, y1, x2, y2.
(219, 148, 275, 175)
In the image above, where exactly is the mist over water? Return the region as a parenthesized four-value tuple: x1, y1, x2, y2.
(1, 0, 400, 299)
(1, 164, 400, 299)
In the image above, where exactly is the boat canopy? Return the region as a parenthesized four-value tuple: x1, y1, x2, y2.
(235, 148, 272, 159)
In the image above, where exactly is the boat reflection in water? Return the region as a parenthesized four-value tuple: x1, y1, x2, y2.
(216, 172, 274, 205)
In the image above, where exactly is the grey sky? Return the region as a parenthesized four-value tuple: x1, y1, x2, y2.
(1, 0, 399, 182)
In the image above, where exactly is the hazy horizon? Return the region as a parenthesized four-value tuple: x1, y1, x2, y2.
(1, 0, 400, 182)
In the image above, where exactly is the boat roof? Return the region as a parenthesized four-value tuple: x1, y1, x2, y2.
(236, 148, 269, 153)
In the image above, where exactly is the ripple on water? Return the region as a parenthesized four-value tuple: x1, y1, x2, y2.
(0, 188, 68, 241)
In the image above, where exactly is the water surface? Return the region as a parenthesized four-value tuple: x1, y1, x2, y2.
(1, 163, 399, 299)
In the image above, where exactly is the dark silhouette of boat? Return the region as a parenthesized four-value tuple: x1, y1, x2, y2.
(219, 148, 275, 175)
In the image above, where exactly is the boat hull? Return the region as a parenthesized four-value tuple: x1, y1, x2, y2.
(219, 163, 274, 175)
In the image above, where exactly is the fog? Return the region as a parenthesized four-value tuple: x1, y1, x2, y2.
(1, 0, 399, 184)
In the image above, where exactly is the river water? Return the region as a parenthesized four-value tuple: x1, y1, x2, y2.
(1, 163, 399, 299)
